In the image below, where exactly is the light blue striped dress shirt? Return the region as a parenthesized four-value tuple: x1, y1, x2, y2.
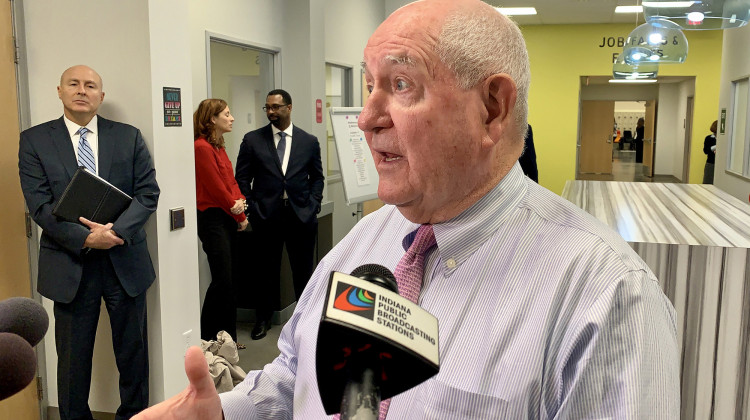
(221, 164, 680, 419)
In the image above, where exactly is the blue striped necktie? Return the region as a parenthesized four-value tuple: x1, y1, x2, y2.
(77, 127, 96, 173)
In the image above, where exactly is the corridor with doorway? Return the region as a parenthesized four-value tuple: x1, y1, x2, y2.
(578, 148, 681, 183)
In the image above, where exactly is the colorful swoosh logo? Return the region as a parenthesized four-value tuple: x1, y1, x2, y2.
(334, 286, 375, 311)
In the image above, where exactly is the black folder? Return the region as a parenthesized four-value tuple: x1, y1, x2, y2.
(52, 167, 132, 224)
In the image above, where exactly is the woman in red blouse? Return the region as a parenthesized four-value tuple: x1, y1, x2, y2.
(193, 98, 247, 346)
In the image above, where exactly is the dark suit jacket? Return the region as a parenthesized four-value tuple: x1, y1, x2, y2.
(18, 116, 160, 303)
(235, 123, 324, 226)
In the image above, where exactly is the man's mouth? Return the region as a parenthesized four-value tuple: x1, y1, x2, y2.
(383, 153, 402, 162)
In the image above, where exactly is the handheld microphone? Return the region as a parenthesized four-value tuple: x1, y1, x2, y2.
(0, 297, 49, 347)
(0, 332, 37, 401)
(316, 264, 440, 418)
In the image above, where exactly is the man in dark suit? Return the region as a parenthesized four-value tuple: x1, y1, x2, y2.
(235, 89, 324, 340)
(18, 65, 159, 420)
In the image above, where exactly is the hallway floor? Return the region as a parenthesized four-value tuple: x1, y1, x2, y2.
(236, 321, 285, 373)
(578, 149, 681, 183)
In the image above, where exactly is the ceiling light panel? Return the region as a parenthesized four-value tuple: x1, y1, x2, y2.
(615, 6, 644, 13)
(495, 7, 538, 16)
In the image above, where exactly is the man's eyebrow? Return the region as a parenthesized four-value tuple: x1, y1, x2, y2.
(361, 54, 416, 71)
(66, 78, 98, 86)
(384, 55, 415, 66)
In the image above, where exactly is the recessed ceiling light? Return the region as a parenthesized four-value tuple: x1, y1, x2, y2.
(609, 79, 658, 83)
(615, 6, 643, 13)
(642, 1, 695, 8)
(495, 7, 537, 16)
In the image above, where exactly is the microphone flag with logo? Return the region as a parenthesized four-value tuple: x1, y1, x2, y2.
(316, 266, 439, 417)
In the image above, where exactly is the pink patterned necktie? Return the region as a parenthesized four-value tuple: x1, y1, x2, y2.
(332, 224, 437, 420)
(377, 224, 437, 419)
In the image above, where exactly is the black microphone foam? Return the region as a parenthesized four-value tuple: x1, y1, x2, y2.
(350, 264, 398, 293)
(0, 297, 49, 347)
(0, 332, 37, 401)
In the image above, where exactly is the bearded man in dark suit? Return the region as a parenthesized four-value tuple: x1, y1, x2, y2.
(235, 89, 324, 340)
(18, 65, 159, 420)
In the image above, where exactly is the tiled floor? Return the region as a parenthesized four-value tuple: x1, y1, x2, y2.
(577, 149, 681, 183)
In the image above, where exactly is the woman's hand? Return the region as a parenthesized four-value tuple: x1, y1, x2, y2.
(230, 199, 245, 215)
(238, 219, 249, 232)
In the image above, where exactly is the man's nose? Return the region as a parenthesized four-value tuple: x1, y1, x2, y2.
(358, 89, 391, 133)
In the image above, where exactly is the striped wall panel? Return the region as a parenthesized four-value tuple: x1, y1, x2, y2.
(563, 181, 750, 420)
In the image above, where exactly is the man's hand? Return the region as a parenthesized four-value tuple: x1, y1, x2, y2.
(80, 217, 125, 249)
(238, 219, 249, 232)
(133, 346, 223, 420)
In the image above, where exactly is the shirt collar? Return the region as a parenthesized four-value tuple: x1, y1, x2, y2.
(271, 123, 294, 137)
(63, 114, 98, 138)
(404, 163, 528, 278)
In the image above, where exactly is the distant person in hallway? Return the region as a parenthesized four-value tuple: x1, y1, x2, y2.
(19, 65, 160, 420)
(193, 99, 248, 346)
(703, 120, 718, 184)
(235, 89, 324, 341)
(634, 117, 645, 163)
(518, 123, 538, 182)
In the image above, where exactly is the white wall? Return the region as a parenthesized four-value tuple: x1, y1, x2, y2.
(21, 0, 200, 412)
(385, 0, 411, 15)
(146, 0, 200, 402)
(716, 23, 750, 201)
(325, 0, 385, 108)
(325, 0, 385, 244)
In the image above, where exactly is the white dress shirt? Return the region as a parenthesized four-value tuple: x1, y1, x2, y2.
(271, 123, 293, 175)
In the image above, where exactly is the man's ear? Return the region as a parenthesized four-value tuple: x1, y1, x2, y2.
(483, 73, 517, 143)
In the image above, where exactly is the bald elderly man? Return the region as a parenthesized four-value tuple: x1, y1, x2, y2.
(19, 65, 159, 420)
(136, 1, 678, 418)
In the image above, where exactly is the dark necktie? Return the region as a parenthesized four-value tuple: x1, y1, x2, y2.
(77, 127, 96, 173)
(332, 225, 437, 420)
(277, 132, 287, 164)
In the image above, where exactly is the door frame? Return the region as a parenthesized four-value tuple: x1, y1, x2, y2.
(3, 0, 44, 418)
(682, 96, 694, 182)
(205, 32, 281, 98)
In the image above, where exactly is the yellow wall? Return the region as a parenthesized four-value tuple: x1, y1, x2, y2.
(521, 23, 723, 194)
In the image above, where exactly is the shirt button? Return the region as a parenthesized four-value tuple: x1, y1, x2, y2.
(446, 259, 456, 268)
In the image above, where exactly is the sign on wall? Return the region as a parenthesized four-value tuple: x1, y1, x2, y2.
(163, 87, 182, 127)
